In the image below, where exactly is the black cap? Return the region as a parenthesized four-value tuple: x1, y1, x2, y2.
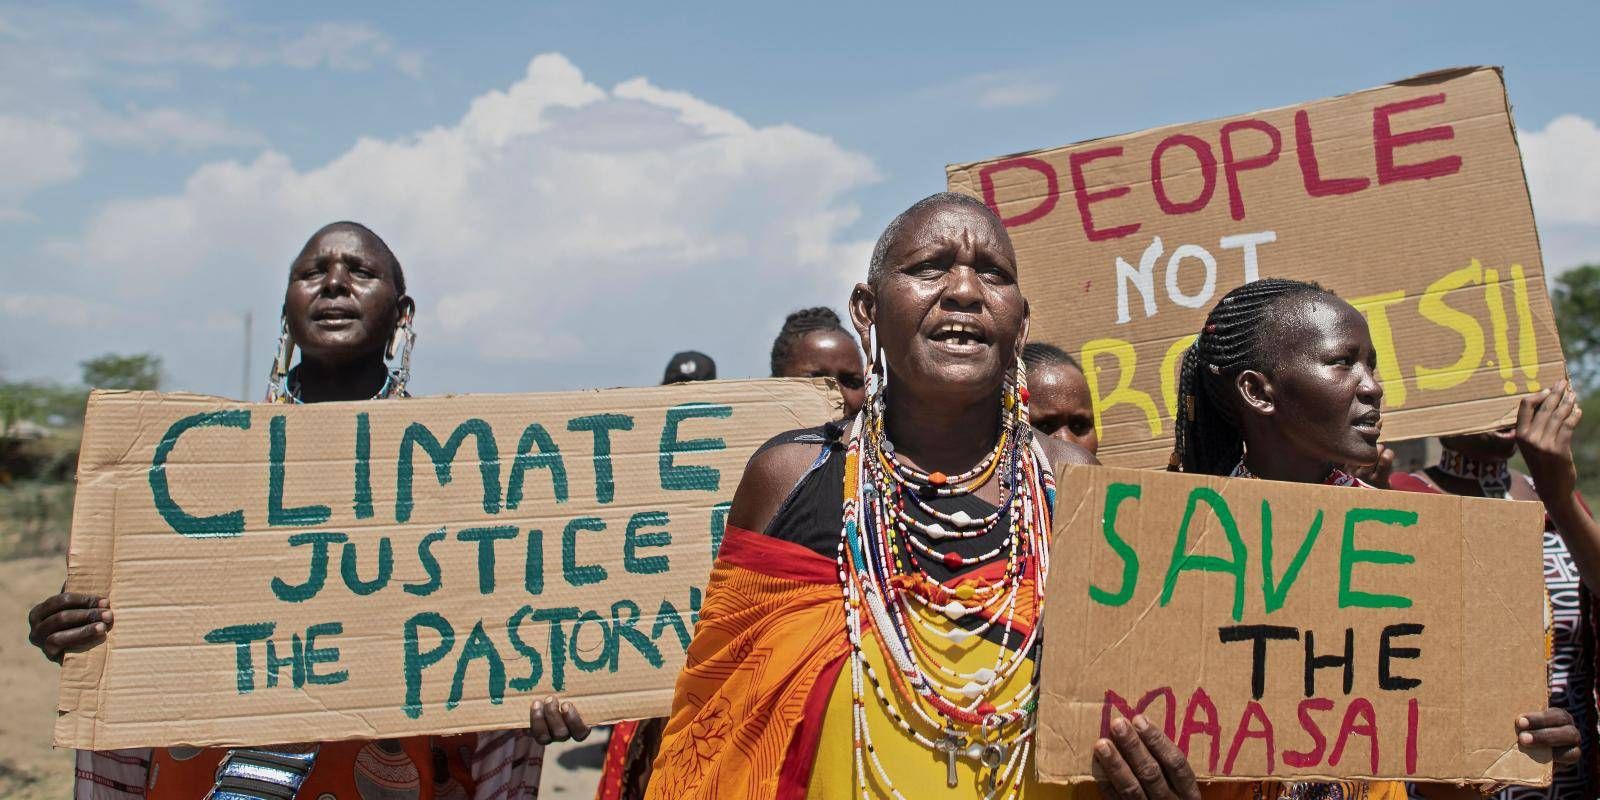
(662, 351, 717, 384)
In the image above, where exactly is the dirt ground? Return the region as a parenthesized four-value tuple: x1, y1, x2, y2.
(0, 556, 604, 799)
(0, 556, 73, 799)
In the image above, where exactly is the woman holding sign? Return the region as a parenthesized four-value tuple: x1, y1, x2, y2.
(27, 221, 588, 800)
(643, 192, 1277, 799)
(1170, 277, 1582, 796)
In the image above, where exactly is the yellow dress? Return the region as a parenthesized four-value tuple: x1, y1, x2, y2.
(805, 597, 1406, 800)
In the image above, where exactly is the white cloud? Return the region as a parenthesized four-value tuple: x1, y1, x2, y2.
(37, 53, 879, 394)
(0, 292, 108, 326)
(1520, 114, 1600, 274)
(0, 115, 84, 220)
(1522, 114, 1600, 226)
(978, 82, 1057, 109)
(278, 22, 422, 77)
(92, 107, 265, 151)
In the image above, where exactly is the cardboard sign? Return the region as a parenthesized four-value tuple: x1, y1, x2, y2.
(1036, 464, 1549, 786)
(55, 380, 840, 750)
(948, 67, 1564, 468)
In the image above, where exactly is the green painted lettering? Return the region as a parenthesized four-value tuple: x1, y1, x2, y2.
(150, 410, 251, 537)
(659, 403, 731, 491)
(1159, 487, 1248, 621)
(1089, 483, 1141, 606)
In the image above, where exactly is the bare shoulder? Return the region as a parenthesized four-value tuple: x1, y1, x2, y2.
(1034, 433, 1098, 472)
(727, 434, 826, 533)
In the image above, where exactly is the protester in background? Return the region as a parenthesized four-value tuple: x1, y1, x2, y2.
(662, 350, 716, 384)
(1170, 277, 1580, 798)
(26, 221, 587, 800)
(1387, 387, 1600, 800)
(1021, 342, 1097, 456)
(770, 306, 866, 417)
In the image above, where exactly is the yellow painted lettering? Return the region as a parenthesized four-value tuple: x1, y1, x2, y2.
(1161, 334, 1198, 421)
(1081, 338, 1162, 437)
(1349, 290, 1408, 408)
(1413, 261, 1485, 392)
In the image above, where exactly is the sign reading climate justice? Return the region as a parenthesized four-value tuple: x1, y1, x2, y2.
(1038, 465, 1549, 785)
(948, 66, 1566, 468)
(55, 381, 839, 750)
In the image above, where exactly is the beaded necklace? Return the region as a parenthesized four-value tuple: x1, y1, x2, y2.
(838, 360, 1055, 798)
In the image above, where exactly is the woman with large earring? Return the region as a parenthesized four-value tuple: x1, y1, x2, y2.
(643, 192, 1217, 799)
(29, 221, 587, 800)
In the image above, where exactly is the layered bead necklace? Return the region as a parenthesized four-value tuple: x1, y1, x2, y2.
(838, 361, 1055, 798)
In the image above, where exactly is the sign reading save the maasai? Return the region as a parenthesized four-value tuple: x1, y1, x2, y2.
(1037, 465, 1550, 785)
(947, 66, 1565, 468)
(55, 380, 839, 750)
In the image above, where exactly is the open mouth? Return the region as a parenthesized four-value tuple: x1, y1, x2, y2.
(311, 306, 360, 325)
(1351, 411, 1382, 438)
(928, 320, 989, 351)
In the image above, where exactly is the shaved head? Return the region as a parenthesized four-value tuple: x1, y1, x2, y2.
(299, 221, 405, 295)
(867, 192, 1005, 284)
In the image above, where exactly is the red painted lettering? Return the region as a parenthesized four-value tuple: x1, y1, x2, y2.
(1295, 110, 1370, 197)
(1102, 687, 1177, 740)
(978, 157, 1059, 228)
(1329, 697, 1380, 773)
(1178, 687, 1221, 772)
(1282, 697, 1334, 768)
(1373, 93, 1463, 185)
(1405, 697, 1419, 775)
(1219, 119, 1282, 221)
(1152, 134, 1218, 215)
(1224, 700, 1276, 774)
(1070, 147, 1141, 242)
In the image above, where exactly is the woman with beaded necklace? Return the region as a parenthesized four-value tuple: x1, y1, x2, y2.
(644, 193, 1235, 799)
(27, 221, 587, 800)
(1171, 277, 1581, 799)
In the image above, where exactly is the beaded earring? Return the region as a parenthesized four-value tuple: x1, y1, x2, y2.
(265, 314, 294, 403)
(864, 322, 887, 416)
(388, 309, 416, 397)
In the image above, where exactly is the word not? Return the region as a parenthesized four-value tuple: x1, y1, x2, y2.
(977, 93, 1462, 239)
(1102, 686, 1420, 775)
(1089, 484, 1418, 621)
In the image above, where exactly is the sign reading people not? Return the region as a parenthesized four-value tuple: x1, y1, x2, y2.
(55, 381, 839, 750)
(1037, 465, 1549, 785)
(948, 67, 1564, 467)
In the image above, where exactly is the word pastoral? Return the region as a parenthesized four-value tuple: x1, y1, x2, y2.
(947, 67, 1564, 468)
(1035, 465, 1549, 785)
(55, 380, 839, 751)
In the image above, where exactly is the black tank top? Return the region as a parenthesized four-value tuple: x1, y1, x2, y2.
(757, 424, 1019, 588)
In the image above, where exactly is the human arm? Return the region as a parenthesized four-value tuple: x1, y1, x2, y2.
(527, 695, 591, 745)
(1516, 380, 1600, 592)
(1093, 715, 1200, 800)
(27, 588, 111, 663)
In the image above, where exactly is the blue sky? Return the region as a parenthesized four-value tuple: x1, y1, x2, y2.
(3, 0, 1598, 398)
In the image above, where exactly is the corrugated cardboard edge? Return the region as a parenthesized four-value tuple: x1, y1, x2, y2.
(947, 66, 1503, 186)
(1457, 494, 1551, 787)
(1037, 464, 1553, 786)
(53, 379, 842, 749)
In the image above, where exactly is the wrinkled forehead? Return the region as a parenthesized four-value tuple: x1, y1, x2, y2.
(884, 202, 1016, 267)
(297, 226, 384, 264)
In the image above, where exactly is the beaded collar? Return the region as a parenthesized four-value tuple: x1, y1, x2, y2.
(1230, 460, 1365, 488)
(1434, 448, 1512, 499)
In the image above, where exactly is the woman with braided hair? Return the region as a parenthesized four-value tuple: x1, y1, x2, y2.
(771, 306, 867, 417)
(1171, 278, 1580, 797)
